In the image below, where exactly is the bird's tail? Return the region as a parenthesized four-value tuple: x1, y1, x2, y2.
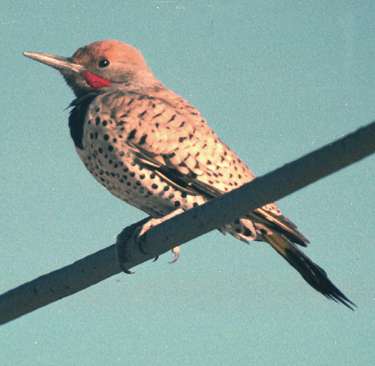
(263, 232, 355, 310)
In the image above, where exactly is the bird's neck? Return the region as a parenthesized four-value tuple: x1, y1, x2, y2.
(122, 69, 163, 93)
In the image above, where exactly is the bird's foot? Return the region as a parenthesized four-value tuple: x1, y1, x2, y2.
(138, 208, 184, 236)
(138, 217, 164, 236)
(116, 209, 184, 273)
(138, 218, 170, 262)
(169, 246, 180, 264)
(116, 219, 151, 274)
(138, 209, 184, 264)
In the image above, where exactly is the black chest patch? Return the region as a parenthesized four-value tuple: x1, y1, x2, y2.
(69, 93, 99, 149)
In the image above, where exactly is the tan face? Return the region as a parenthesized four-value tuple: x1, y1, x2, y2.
(24, 39, 155, 96)
(70, 40, 150, 83)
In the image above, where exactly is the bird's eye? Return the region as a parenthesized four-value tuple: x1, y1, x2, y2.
(98, 58, 110, 68)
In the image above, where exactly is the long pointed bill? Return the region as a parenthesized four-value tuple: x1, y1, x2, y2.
(23, 51, 83, 73)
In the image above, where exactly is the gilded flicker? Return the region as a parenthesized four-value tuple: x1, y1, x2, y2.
(24, 40, 354, 309)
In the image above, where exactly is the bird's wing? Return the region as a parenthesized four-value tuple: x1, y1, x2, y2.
(250, 206, 310, 246)
(91, 91, 308, 245)
(95, 91, 256, 198)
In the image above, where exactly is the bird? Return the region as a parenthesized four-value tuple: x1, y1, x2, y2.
(23, 40, 355, 309)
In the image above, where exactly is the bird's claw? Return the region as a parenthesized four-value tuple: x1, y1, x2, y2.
(117, 213, 183, 272)
(115, 218, 150, 274)
(123, 268, 135, 274)
(169, 246, 180, 264)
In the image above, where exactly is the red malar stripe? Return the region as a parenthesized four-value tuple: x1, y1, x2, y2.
(82, 71, 111, 89)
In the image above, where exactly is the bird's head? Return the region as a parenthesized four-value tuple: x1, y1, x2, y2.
(24, 40, 159, 96)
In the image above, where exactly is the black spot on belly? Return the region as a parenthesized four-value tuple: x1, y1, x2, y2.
(139, 134, 147, 145)
(127, 129, 137, 140)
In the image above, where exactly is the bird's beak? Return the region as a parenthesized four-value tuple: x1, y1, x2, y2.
(23, 51, 83, 73)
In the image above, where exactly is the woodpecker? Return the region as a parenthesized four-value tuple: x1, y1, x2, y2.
(24, 40, 355, 309)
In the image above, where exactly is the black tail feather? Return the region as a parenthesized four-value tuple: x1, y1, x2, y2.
(265, 233, 356, 310)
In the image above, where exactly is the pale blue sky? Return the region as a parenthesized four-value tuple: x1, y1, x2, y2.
(1, 1, 374, 365)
